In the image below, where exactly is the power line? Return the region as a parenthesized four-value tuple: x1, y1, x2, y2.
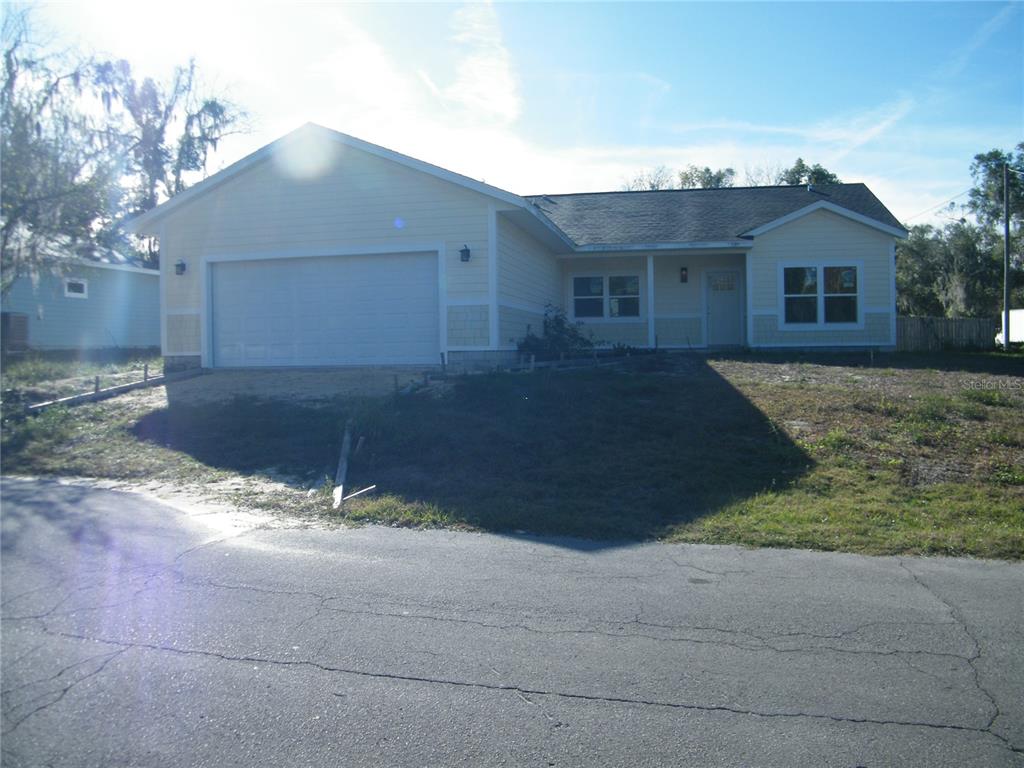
(905, 188, 973, 222)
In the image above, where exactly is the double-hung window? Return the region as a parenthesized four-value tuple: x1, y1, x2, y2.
(573, 275, 640, 319)
(782, 264, 859, 326)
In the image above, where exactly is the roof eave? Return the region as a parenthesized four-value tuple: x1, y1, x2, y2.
(741, 200, 908, 239)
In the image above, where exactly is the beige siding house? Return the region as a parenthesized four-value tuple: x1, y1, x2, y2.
(128, 124, 907, 370)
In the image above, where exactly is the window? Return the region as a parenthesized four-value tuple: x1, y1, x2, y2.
(573, 276, 604, 318)
(782, 265, 858, 326)
(824, 266, 857, 323)
(573, 275, 641, 319)
(64, 278, 88, 299)
(783, 267, 817, 324)
(609, 276, 640, 317)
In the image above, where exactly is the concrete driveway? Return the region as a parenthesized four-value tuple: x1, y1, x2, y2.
(1, 478, 1022, 767)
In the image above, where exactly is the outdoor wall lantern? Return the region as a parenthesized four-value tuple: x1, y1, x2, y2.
(680, 267, 688, 283)
(459, 245, 471, 262)
(175, 260, 187, 275)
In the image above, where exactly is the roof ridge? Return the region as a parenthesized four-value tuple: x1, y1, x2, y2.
(526, 183, 863, 199)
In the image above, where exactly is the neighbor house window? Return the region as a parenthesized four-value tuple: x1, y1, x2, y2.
(64, 278, 88, 299)
(573, 275, 641, 319)
(783, 265, 858, 325)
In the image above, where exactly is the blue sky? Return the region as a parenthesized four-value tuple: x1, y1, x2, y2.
(37, 1, 1024, 224)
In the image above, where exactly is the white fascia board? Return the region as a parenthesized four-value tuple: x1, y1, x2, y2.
(741, 201, 908, 239)
(559, 241, 753, 257)
(124, 123, 576, 250)
(74, 258, 159, 276)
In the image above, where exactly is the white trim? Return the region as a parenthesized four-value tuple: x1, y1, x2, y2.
(744, 252, 754, 347)
(498, 299, 548, 315)
(742, 201, 908, 239)
(751, 341, 896, 349)
(560, 241, 752, 257)
(568, 272, 643, 323)
(159, 224, 167, 355)
(202, 241, 444, 264)
(63, 277, 88, 299)
(646, 254, 655, 347)
(199, 242, 447, 369)
(777, 260, 865, 331)
(72, 259, 159, 276)
(488, 204, 499, 349)
(889, 240, 898, 346)
(446, 345, 494, 352)
(126, 124, 576, 250)
(437, 244, 447, 361)
(447, 298, 490, 307)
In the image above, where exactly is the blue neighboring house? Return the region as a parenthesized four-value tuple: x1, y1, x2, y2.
(2, 251, 160, 351)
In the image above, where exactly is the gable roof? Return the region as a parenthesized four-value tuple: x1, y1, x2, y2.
(125, 123, 574, 250)
(524, 184, 906, 248)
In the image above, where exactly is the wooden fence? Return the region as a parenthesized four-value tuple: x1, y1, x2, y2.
(896, 316, 998, 352)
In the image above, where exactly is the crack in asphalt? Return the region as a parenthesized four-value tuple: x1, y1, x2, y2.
(31, 626, 1024, 754)
(0, 648, 127, 736)
(898, 561, 1020, 755)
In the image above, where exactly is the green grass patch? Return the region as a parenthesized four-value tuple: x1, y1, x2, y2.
(3, 353, 1022, 558)
(2, 348, 162, 402)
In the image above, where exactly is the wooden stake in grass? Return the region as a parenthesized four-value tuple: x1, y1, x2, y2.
(332, 419, 353, 510)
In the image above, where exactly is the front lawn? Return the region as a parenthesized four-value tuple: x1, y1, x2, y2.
(2, 352, 1022, 557)
(1, 348, 162, 403)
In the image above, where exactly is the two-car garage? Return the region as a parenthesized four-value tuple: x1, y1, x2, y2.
(209, 251, 440, 367)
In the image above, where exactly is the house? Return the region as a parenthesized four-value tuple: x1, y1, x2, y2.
(1, 251, 160, 352)
(126, 123, 907, 371)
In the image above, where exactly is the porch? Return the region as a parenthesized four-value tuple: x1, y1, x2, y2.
(561, 251, 748, 349)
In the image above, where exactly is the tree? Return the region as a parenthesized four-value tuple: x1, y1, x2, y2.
(779, 157, 842, 186)
(968, 143, 1024, 231)
(1, 10, 246, 287)
(94, 58, 244, 219)
(743, 163, 785, 186)
(0, 10, 125, 293)
(895, 221, 1013, 318)
(622, 166, 676, 191)
(896, 225, 946, 316)
(678, 165, 734, 189)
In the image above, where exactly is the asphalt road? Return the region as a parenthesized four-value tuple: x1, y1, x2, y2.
(1, 478, 1022, 767)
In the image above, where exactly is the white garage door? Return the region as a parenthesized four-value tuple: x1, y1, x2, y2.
(211, 252, 439, 367)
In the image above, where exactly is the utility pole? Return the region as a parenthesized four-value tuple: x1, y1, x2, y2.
(1003, 161, 1011, 352)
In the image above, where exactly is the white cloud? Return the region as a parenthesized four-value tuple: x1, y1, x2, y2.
(33, 1, 996, 225)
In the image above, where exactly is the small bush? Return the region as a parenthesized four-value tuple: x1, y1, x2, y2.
(517, 304, 598, 360)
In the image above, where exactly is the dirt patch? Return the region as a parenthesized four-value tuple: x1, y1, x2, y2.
(118, 367, 436, 410)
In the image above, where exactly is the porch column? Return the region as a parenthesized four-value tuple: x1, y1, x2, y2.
(646, 253, 656, 348)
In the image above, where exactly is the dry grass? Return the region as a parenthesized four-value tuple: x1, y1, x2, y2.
(2, 351, 1022, 558)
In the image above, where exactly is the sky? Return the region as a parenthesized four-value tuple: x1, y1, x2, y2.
(33, 1, 1024, 225)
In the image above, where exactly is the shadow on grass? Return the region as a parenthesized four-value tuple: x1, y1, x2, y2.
(709, 348, 1024, 377)
(135, 359, 812, 548)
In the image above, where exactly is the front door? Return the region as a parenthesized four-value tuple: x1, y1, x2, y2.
(706, 270, 743, 346)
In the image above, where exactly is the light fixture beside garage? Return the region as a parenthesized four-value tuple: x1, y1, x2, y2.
(459, 245, 471, 262)
(175, 260, 187, 275)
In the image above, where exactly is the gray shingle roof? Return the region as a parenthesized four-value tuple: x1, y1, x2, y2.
(524, 184, 904, 247)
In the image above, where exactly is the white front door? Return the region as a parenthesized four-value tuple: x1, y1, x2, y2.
(706, 270, 743, 346)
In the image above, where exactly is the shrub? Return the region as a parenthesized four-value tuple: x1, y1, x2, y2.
(517, 304, 598, 360)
